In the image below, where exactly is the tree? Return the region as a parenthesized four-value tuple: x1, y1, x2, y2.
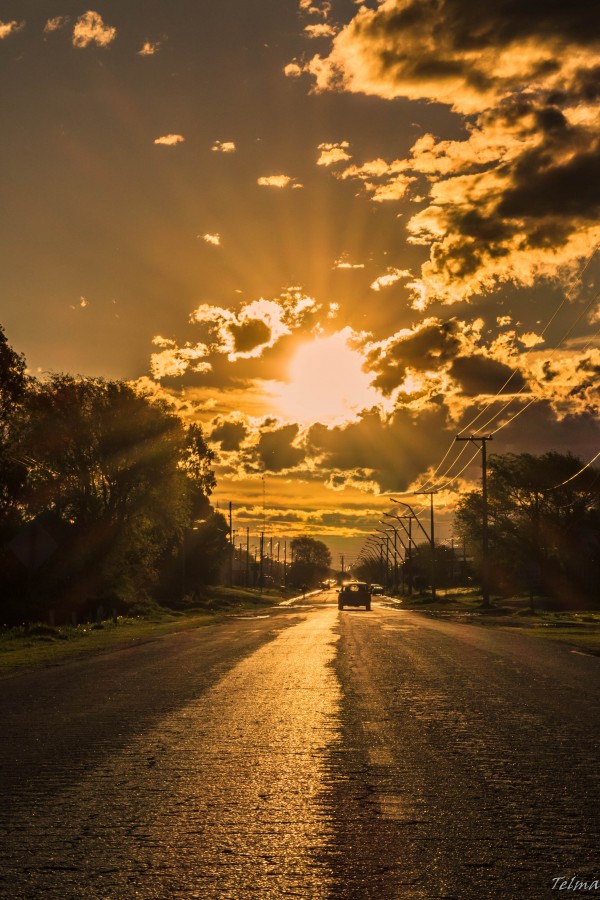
(455, 451, 600, 605)
(289, 536, 332, 588)
(0, 324, 27, 421)
(355, 556, 385, 586)
(10, 375, 219, 619)
(0, 325, 28, 532)
(174, 511, 231, 602)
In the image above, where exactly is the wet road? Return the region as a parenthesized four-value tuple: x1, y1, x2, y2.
(0, 596, 599, 899)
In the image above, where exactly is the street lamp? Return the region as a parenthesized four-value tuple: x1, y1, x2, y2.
(391, 498, 436, 600)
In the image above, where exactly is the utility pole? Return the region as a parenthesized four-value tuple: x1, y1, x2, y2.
(375, 528, 392, 588)
(414, 490, 437, 601)
(283, 540, 287, 588)
(340, 554, 345, 579)
(389, 508, 420, 597)
(259, 531, 264, 594)
(384, 513, 417, 597)
(379, 520, 403, 594)
(246, 527, 250, 587)
(456, 434, 493, 608)
(228, 501, 233, 588)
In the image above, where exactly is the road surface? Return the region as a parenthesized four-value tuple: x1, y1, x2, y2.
(0, 594, 598, 898)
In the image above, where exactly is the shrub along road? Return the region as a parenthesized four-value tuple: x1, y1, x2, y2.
(0, 593, 598, 898)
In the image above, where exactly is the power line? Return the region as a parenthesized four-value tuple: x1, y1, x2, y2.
(417, 245, 600, 492)
(421, 285, 600, 492)
(548, 449, 600, 490)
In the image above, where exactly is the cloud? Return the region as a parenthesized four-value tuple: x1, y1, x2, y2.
(336, 158, 416, 202)
(333, 254, 364, 270)
(257, 175, 302, 189)
(138, 41, 160, 56)
(305, 23, 337, 38)
(256, 424, 305, 473)
(363, 315, 502, 403)
(150, 343, 212, 379)
(0, 20, 25, 39)
(284, 61, 303, 78)
(297, 0, 600, 305)
(370, 268, 411, 291)
(306, 406, 450, 494)
(212, 140, 236, 153)
(72, 11, 116, 48)
(44, 17, 69, 34)
(317, 141, 352, 166)
(154, 134, 185, 146)
(202, 233, 221, 246)
(299, 0, 332, 18)
(519, 331, 544, 348)
(229, 319, 273, 354)
(148, 289, 323, 383)
(69, 296, 89, 311)
(152, 335, 176, 348)
(209, 418, 249, 452)
(300, 0, 600, 113)
(449, 355, 526, 396)
(190, 290, 320, 363)
(333, 263, 364, 270)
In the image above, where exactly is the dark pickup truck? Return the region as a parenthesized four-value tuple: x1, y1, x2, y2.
(338, 581, 371, 611)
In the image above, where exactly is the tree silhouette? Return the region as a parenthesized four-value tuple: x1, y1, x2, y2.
(289, 536, 332, 588)
(9, 374, 219, 618)
(455, 451, 600, 605)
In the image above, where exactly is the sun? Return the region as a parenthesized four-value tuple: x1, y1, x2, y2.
(274, 329, 382, 425)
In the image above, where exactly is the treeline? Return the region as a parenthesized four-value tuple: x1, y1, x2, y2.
(355, 450, 600, 608)
(0, 326, 230, 626)
(455, 451, 600, 606)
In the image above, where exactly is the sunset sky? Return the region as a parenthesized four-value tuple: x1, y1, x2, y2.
(2, 1, 600, 562)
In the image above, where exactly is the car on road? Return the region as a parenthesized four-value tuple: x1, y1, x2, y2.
(370, 584, 385, 595)
(338, 581, 371, 611)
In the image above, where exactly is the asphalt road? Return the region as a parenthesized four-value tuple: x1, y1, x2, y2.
(0, 594, 598, 899)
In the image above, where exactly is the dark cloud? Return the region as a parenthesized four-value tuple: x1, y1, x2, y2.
(491, 401, 600, 461)
(346, 0, 598, 83)
(256, 424, 305, 472)
(450, 355, 526, 396)
(210, 419, 248, 451)
(498, 145, 600, 221)
(367, 320, 461, 394)
(305, 0, 600, 303)
(228, 319, 272, 354)
(306, 406, 449, 492)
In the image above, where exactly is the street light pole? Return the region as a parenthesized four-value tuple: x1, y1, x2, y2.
(392, 499, 434, 599)
(415, 490, 437, 601)
(385, 512, 415, 596)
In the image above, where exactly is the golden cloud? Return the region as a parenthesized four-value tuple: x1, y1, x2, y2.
(212, 140, 236, 153)
(138, 41, 160, 56)
(333, 253, 364, 269)
(154, 134, 185, 146)
(305, 23, 336, 38)
(317, 141, 352, 166)
(72, 11, 116, 48)
(0, 20, 25, 39)
(257, 174, 302, 188)
(297, 0, 600, 305)
(44, 17, 69, 34)
(370, 268, 411, 291)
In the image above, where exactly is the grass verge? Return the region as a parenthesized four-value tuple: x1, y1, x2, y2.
(390, 588, 600, 656)
(0, 586, 287, 674)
